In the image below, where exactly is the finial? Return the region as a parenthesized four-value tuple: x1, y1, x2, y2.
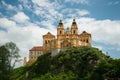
(60, 19, 62, 23)
(73, 19, 75, 22)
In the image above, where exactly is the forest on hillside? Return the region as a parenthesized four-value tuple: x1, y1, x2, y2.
(11, 46, 120, 80)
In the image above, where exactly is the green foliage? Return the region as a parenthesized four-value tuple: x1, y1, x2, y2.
(5, 42, 20, 69)
(32, 71, 77, 80)
(0, 42, 20, 80)
(30, 52, 51, 76)
(11, 46, 120, 80)
(0, 46, 10, 80)
(11, 66, 30, 80)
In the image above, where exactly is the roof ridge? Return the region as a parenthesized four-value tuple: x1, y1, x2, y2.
(29, 46, 43, 51)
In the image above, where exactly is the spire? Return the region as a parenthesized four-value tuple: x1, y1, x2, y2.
(59, 19, 63, 24)
(72, 19, 76, 25)
(59, 19, 63, 25)
(57, 19, 64, 36)
(71, 19, 78, 29)
(60, 19, 62, 23)
(58, 19, 63, 28)
(73, 19, 75, 22)
(71, 19, 78, 34)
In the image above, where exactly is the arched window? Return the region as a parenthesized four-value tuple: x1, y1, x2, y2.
(73, 30, 76, 34)
(48, 40, 50, 43)
(86, 39, 89, 43)
(60, 30, 62, 34)
(45, 40, 47, 44)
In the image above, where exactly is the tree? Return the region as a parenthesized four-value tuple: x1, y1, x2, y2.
(5, 42, 20, 72)
(0, 45, 9, 80)
(0, 42, 20, 80)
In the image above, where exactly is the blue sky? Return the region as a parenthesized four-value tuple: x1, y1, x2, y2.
(0, 0, 120, 67)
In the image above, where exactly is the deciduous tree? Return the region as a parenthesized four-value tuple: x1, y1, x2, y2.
(5, 42, 20, 71)
(0, 45, 9, 80)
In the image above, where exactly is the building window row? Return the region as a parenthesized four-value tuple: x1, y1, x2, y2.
(45, 40, 51, 44)
(80, 38, 89, 43)
(30, 51, 43, 56)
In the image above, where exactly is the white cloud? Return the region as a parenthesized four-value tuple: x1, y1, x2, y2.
(65, 0, 89, 5)
(13, 12, 29, 23)
(34, 9, 41, 15)
(1, 1, 17, 11)
(32, 0, 90, 23)
(78, 10, 90, 16)
(0, 18, 16, 29)
(32, 0, 62, 21)
(32, 0, 52, 8)
(40, 20, 57, 33)
(76, 18, 120, 45)
(18, 0, 32, 9)
(61, 8, 90, 18)
(0, 17, 56, 66)
(18, 5, 23, 10)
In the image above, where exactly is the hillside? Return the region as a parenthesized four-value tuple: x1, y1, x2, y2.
(11, 46, 120, 80)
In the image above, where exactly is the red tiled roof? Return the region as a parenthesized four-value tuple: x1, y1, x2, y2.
(29, 46, 43, 51)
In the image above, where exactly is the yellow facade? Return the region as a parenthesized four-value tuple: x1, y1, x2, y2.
(43, 19, 92, 53)
(25, 19, 92, 65)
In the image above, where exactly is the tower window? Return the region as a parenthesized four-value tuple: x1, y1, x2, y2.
(73, 30, 75, 34)
(60, 30, 62, 34)
(45, 40, 47, 44)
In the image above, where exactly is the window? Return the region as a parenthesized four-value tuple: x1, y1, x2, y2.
(73, 30, 75, 34)
(38, 51, 41, 56)
(45, 40, 47, 44)
(86, 39, 89, 43)
(66, 44, 69, 48)
(37, 52, 39, 55)
(83, 39, 85, 42)
(60, 30, 62, 34)
(31, 51, 33, 55)
(48, 40, 50, 43)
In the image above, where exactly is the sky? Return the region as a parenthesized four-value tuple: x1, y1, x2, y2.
(0, 0, 120, 67)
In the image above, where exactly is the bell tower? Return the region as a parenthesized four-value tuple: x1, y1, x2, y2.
(71, 19, 78, 35)
(57, 19, 64, 39)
